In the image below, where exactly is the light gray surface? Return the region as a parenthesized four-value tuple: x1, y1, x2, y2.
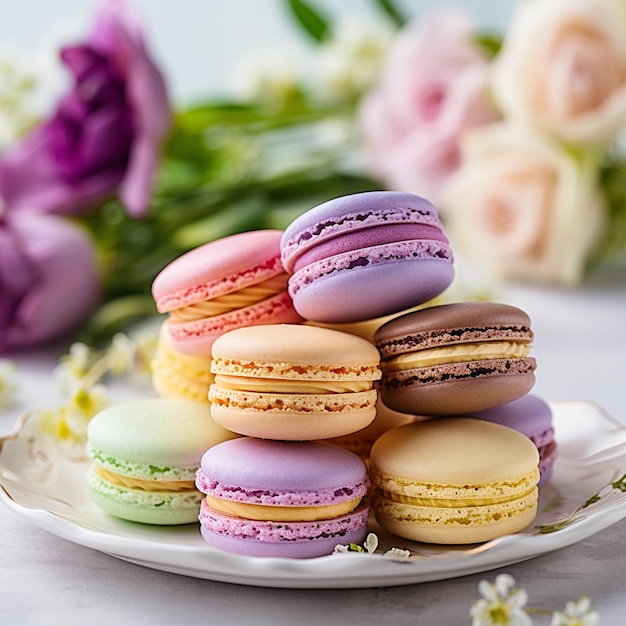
(1, 265, 626, 624)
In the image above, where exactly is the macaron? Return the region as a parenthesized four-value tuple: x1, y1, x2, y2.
(374, 302, 537, 415)
(87, 398, 238, 525)
(152, 230, 302, 356)
(370, 418, 540, 544)
(468, 394, 557, 487)
(325, 398, 418, 461)
(280, 191, 454, 323)
(195, 437, 370, 558)
(208, 324, 381, 440)
(151, 322, 213, 402)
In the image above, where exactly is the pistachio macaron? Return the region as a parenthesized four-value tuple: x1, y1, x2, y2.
(87, 398, 238, 525)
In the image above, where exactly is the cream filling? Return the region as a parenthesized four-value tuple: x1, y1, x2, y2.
(205, 495, 362, 521)
(93, 466, 197, 493)
(169, 274, 289, 321)
(379, 487, 536, 508)
(381, 341, 531, 372)
(212, 374, 373, 394)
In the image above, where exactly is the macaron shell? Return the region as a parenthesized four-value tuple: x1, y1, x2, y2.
(289, 257, 455, 323)
(197, 438, 369, 503)
(209, 392, 377, 440)
(87, 398, 237, 468)
(152, 230, 287, 311)
(380, 357, 536, 415)
(210, 324, 381, 371)
(374, 302, 533, 358)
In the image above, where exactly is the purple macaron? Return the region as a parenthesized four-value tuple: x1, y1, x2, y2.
(195, 438, 369, 558)
(468, 394, 557, 487)
(280, 191, 455, 323)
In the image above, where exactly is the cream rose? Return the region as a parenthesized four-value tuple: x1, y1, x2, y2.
(492, 0, 626, 146)
(442, 123, 605, 286)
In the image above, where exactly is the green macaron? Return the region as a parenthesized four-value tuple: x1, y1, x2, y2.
(87, 398, 238, 525)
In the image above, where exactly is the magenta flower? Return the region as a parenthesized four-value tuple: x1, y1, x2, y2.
(0, 0, 170, 217)
(0, 211, 101, 351)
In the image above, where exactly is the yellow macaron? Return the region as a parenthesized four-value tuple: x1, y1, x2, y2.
(370, 418, 540, 544)
(151, 322, 214, 402)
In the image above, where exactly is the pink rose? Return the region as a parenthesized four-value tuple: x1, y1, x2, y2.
(357, 9, 498, 206)
(0, 211, 101, 350)
(0, 0, 170, 217)
(492, 0, 626, 146)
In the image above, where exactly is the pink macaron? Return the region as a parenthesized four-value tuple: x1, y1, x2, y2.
(280, 191, 454, 323)
(152, 230, 302, 355)
(195, 437, 370, 558)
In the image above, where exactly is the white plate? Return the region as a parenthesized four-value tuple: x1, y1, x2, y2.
(1, 400, 626, 589)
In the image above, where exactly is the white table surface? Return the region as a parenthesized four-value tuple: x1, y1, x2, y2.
(2, 263, 626, 625)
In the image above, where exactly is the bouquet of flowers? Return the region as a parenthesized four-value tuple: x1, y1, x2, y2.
(1, 0, 626, 353)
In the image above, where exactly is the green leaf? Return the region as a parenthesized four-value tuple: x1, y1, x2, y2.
(474, 32, 503, 59)
(372, 0, 406, 28)
(285, 0, 330, 43)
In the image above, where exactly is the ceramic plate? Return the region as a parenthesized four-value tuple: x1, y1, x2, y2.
(1, 400, 626, 589)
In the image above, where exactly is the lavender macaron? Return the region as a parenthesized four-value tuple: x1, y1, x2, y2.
(280, 191, 454, 323)
(195, 438, 369, 558)
(468, 394, 557, 486)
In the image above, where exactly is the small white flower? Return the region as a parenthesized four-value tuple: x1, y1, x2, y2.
(106, 333, 136, 376)
(384, 547, 411, 561)
(54, 342, 93, 391)
(549, 596, 599, 626)
(363, 533, 379, 554)
(0, 359, 19, 408)
(471, 574, 532, 626)
(332, 544, 350, 554)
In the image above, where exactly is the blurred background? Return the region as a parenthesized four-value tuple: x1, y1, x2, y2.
(0, 0, 514, 106)
(1, 0, 625, 420)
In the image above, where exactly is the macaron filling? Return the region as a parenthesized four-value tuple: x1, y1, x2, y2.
(168, 273, 290, 321)
(204, 495, 363, 521)
(381, 341, 531, 371)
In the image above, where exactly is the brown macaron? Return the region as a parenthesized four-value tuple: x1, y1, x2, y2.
(374, 302, 536, 415)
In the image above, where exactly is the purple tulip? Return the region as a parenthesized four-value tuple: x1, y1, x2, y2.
(0, 211, 101, 351)
(0, 0, 170, 217)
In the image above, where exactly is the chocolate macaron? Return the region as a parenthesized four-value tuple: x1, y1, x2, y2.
(374, 302, 537, 415)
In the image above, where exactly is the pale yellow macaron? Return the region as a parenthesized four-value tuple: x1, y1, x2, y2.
(151, 322, 214, 402)
(370, 418, 540, 544)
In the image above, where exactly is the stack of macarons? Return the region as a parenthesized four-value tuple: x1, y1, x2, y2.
(100, 189, 557, 554)
(194, 324, 380, 557)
